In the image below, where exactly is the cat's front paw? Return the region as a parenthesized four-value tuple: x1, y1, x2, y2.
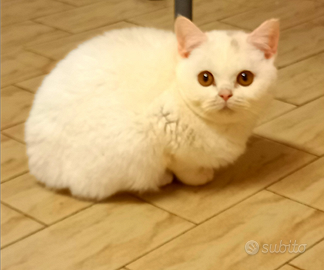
(159, 170, 174, 187)
(179, 167, 214, 186)
(199, 167, 214, 183)
(195, 167, 214, 185)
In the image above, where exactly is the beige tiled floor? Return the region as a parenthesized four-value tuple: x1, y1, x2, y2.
(1, 0, 324, 269)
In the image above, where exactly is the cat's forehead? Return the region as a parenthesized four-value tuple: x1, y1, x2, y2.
(206, 30, 249, 52)
(192, 30, 262, 73)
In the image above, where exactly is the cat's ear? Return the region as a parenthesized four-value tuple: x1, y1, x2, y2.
(248, 19, 280, 59)
(175, 16, 207, 58)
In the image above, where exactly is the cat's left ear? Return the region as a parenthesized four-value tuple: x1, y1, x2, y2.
(175, 16, 207, 58)
(248, 19, 280, 59)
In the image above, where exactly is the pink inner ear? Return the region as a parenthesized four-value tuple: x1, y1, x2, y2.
(248, 19, 280, 59)
(175, 16, 207, 58)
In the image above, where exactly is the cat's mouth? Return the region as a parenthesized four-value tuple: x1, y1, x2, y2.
(219, 103, 234, 113)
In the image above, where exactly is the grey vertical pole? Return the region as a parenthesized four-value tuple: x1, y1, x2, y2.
(175, 0, 192, 20)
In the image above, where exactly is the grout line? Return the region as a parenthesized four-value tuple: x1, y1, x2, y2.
(136, 153, 318, 227)
(1, 3, 78, 27)
(1, 170, 30, 184)
(124, 185, 317, 268)
(2, 120, 27, 144)
(277, 50, 324, 70)
(1, 201, 47, 227)
(293, 94, 324, 108)
(52, 0, 79, 7)
(266, 189, 324, 213)
(213, 20, 251, 31)
(219, 3, 324, 34)
(1, 226, 46, 249)
(278, 18, 323, 32)
(217, 7, 261, 26)
(20, 32, 72, 51)
(123, 20, 144, 27)
(274, 96, 300, 107)
(2, 76, 42, 93)
(12, 84, 37, 95)
(259, 152, 319, 188)
(31, 19, 76, 34)
(24, 46, 58, 61)
(195, 153, 319, 224)
(278, 49, 324, 70)
(197, 190, 270, 224)
(255, 105, 297, 127)
(1, 131, 26, 145)
(45, 203, 96, 227)
(252, 134, 319, 158)
(123, 225, 195, 268)
(252, 134, 321, 157)
(1, 203, 96, 250)
(265, 95, 324, 109)
(32, 3, 168, 34)
(287, 264, 304, 270)
(275, 236, 324, 270)
(133, 194, 197, 225)
(273, 98, 297, 106)
(1, 19, 62, 29)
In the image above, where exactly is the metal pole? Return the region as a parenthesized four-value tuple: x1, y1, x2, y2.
(175, 0, 192, 20)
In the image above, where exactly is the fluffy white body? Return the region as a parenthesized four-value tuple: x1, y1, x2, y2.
(25, 17, 279, 200)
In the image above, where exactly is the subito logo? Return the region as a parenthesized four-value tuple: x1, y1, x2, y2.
(245, 240, 259, 255)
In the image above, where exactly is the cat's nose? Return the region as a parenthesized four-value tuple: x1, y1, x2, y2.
(218, 89, 233, 101)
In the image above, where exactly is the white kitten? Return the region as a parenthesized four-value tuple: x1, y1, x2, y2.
(25, 17, 279, 200)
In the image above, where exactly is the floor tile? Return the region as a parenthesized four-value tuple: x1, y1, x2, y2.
(127, 8, 174, 30)
(28, 22, 135, 60)
(221, 0, 324, 31)
(1, 50, 52, 87)
(193, 0, 253, 27)
(1, 173, 92, 225)
(1, 195, 193, 270)
(256, 99, 296, 126)
(15, 75, 46, 94)
(55, 0, 104, 7)
(128, 7, 243, 31)
(275, 53, 324, 105)
(1, 0, 73, 26)
(268, 157, 324, 211)
(200, 20, 242, 31)
(1, 204, 43, 248)
(290, 240, 324, 270)
(277, 17, 324, 68)
(36, 0, 168, 33)
(139, 136, 315, 223)
(1, 135, 29, 183)
(1, 21, 69, 55)
(278, 265, 299, 270)
(2, 124, 26, 144)
(128, 191, 324, 270)
(254, 97, 324, 156)
(226, 0, 292, 8)
(1, 86, 34, 130)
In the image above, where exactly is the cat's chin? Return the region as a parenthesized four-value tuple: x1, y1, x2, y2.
(218, 106, 235, 113)
(194, 107, 241, 125)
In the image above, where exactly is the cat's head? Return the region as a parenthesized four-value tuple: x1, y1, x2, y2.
(175, 16, 279, 124)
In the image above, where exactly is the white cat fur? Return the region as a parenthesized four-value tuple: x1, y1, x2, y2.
(25, 18, 279, 200)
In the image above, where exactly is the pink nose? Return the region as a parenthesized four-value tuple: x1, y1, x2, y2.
(218, 89, 233, 101)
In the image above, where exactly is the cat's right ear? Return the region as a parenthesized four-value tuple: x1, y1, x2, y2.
(248, 19, 280, 59)
(175, 16, 207, 58)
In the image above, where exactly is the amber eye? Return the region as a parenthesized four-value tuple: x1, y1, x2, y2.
(198, 71, 214, 87)
(237, 71, 254, 86)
